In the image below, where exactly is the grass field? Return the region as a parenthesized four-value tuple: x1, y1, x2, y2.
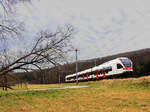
(1, 76, 150, 112)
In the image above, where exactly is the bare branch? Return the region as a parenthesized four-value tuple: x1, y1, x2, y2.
(0, 0, 75, 90)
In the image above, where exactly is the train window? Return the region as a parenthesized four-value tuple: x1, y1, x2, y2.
(99, 70, 102, 74)
(108, 66, 112, 71)
(89, 71, 92, 75)
(105, 70, 108, 73)
(91, 71, 95, 75)
(73, 76, 76, 79)
(120, 58, 131, 67)
(105, 66, 112, 72)
(117, 64, 123, 69)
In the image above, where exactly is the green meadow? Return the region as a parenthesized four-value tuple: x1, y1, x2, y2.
(0, 76, 150, 112)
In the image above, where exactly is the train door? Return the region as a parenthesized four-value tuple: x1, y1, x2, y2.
(116, 63, 124, 74)
(102, 69, 106, 78)
(110, 63, 117, 75)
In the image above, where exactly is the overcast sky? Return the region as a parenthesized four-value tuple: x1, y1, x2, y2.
(15, 0, 150, 61)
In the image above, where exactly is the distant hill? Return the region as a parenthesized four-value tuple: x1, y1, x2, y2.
(16, 48, 150, 84)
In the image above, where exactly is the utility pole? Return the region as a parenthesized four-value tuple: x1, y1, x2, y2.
(75, 49, 78, 85)
(58, 66, 61, 84)
(59, 74, 61, 84)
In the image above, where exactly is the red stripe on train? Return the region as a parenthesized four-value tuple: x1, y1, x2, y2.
(96, 70, 99, 79)
(86, 73, 88, 80)
(102, 69, 106, 78)
(82, 74, 84, 80)
(103, 73, 106, 78)
(125, 67, 132, 70)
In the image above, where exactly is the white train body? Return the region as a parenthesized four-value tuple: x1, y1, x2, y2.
(65, 57, 133, 83)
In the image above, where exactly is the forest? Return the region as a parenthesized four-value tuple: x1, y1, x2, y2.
(12, 48, 150, 84)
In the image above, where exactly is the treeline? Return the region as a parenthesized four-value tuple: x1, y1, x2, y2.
(14, 48, 150, 84)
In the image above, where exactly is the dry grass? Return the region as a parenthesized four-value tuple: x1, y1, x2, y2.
(1, 76, 150, 112)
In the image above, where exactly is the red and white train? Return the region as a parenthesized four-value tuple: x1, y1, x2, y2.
(65, 57, 133, 83)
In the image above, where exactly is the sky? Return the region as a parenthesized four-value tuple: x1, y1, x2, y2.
(15, 0, 150, 61)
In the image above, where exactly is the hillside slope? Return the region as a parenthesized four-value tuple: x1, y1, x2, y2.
(17, 48, 150, 84)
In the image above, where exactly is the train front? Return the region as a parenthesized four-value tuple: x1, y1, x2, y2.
(120, 57, 133, 74)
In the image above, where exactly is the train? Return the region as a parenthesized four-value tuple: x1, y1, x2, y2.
(65, 57, 133, 83)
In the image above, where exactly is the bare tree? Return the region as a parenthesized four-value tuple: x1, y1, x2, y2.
(0, 0, 75, 90)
